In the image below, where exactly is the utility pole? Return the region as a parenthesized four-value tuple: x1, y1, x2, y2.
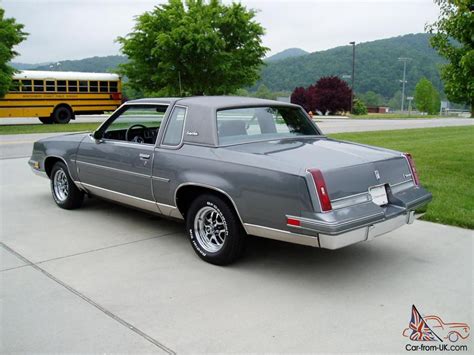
(350, 41, 355, 114)
(398, 57, 410, 112)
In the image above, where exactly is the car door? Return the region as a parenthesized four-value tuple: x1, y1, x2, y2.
(75, 104, 168, 212)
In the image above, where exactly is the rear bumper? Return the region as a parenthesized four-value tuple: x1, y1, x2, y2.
(318, 210, 414, 249)
(279, 185, 432, 249)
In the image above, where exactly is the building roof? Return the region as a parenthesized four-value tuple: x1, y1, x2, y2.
(13, 70, 120, 81)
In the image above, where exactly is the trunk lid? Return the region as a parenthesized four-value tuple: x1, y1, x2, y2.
(224, 137, 413, 200)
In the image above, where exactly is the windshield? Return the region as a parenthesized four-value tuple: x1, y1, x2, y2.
(217, 106, 319, 145)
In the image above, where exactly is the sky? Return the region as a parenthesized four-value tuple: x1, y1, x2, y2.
(2, 0, 441, 64)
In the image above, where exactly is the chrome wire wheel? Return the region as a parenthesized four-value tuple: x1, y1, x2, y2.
(53, 169, 69, 202)
(194, 206, 228, 253)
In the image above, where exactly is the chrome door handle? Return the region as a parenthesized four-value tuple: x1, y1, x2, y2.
(139, 153, 151, 160)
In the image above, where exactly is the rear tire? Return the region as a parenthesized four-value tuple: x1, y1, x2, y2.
(52, 106, 74, 124)
(50, 161, 84, 209)
(186, 194, 246, 265)
(38, 117, 53, 124)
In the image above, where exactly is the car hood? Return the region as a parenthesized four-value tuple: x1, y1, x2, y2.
(223, 137, 400, 171)
(38, 131, 90, 143)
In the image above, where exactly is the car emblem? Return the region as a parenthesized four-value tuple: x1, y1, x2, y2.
(186, 131, 199, 136)
(374, 170, 381, 180)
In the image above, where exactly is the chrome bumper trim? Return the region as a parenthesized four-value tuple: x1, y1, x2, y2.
(244, 223, 320, 247)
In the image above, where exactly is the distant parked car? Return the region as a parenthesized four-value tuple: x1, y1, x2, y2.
(29, 96, 432, 265)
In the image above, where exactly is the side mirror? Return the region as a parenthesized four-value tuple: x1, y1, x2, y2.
(92, 130, 103, 142)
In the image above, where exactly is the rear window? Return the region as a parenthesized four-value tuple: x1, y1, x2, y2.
(216, 106, 318, 145)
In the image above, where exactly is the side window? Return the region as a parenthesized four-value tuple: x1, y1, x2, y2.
(10, 80, 20, 92)
(34, 80, 44, 92)
(89, 81, 98, 92)
(99, 81, 108, 92)
(57, 80, 67, 92)
(109, 81, 118, 93)
(162, 107, 186, 146)
(79, 81, 88, 92)
(45, 80, 56, 92)
(103, 105, 168, 144)
(21, 80, 32, 92)
(68, 80, 78, 92)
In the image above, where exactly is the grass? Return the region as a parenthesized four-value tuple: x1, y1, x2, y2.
(0, 122, 102, 135)
(347, 113, 462, 119)
(329, 126, 474, 229)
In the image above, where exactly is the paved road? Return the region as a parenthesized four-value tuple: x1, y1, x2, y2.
(1, 157, 472, 352)
(1, 118, 473, 160)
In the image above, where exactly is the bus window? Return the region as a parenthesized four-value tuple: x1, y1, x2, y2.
(57, 80, 67, 92)
(45, 81, 56, 92)
(68, 80, 78, 92)
(89, 81, 98, 92)
(109, 81, 118, 93)
(34, 80, 44, 92)
(10, 80, 20, 92)
(99, 81, 108, 92)
(21, 80, 32, 92)
(79, 81, 88, 92)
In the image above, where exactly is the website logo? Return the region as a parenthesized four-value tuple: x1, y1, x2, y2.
(403, 305, 470, 352)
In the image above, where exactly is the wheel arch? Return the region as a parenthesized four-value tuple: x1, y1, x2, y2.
(53, 103, 74, 114)
(174, 183, 246, 230)
(44, 156, 72, 178)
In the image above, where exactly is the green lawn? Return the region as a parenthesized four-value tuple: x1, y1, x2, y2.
(329, 126, 474, 229)
(0, 122, 102, 135)
(347, 113, 462, 119)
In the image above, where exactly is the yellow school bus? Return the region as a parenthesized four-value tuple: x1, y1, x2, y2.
(0, 70, 122, 124)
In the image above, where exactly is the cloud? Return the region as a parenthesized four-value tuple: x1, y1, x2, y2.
(3, 0, 439, 63)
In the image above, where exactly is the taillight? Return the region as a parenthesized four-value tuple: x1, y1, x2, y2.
(307, 168, 332, 212)
(111, 93, 122, 100)
(404, 153, 419, 186)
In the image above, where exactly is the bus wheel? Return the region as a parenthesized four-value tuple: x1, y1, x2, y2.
(38, 117, 53, 124)
(52, 106, 74, 124)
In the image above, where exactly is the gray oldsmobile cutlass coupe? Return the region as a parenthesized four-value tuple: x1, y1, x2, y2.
(29, 96, 432, 265)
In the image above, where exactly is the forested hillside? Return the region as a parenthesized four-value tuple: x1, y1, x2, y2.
(11, 33, 444, 100)
(265, 48, 308, 62)
(17, 55, 128, 73)
(256, 33, 445, 99)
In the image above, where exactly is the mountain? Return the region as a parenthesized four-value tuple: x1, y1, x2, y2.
(26, 55, 127, 73)
(265, 48, 308, 62)
(10, 62, 52, 70)
(10, 33, 444, 99)
(256, 33, 445, 98)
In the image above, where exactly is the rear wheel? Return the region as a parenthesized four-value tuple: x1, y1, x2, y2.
(52, 106, 74, 124)
(38, 117, 53, 124)
(186, 194, 246, 265)
(50, 161, 84, 209)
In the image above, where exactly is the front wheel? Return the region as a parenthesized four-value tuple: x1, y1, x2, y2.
(186, 194, 246, 265)
(50, 161, 84, 209)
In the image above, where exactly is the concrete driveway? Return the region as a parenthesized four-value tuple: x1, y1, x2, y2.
(1, 156, 472, 352)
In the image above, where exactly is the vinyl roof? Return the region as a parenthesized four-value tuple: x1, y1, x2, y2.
(13, 70, 120, 81)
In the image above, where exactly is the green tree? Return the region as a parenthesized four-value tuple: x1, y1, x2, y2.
(117, 0, 267, 96)
(359, 91, 384, 107)
(254, 84, 273, 99)
(352, 99, 368, 115)
(427, 0, 473, 116)
(0, 8, 27, 98)
(388, 90, 403, 110)
(414, 77, 441, 114)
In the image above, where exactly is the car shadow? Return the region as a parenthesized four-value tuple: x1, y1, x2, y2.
(79, 196, 407, 285)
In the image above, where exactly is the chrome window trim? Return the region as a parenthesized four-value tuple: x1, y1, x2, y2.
(94, 103, 169, 145)
(160, 105, 188, 150)
(76, 160, 151, 178)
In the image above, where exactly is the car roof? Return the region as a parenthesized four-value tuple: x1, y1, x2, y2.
(127, 96, 297, 109)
